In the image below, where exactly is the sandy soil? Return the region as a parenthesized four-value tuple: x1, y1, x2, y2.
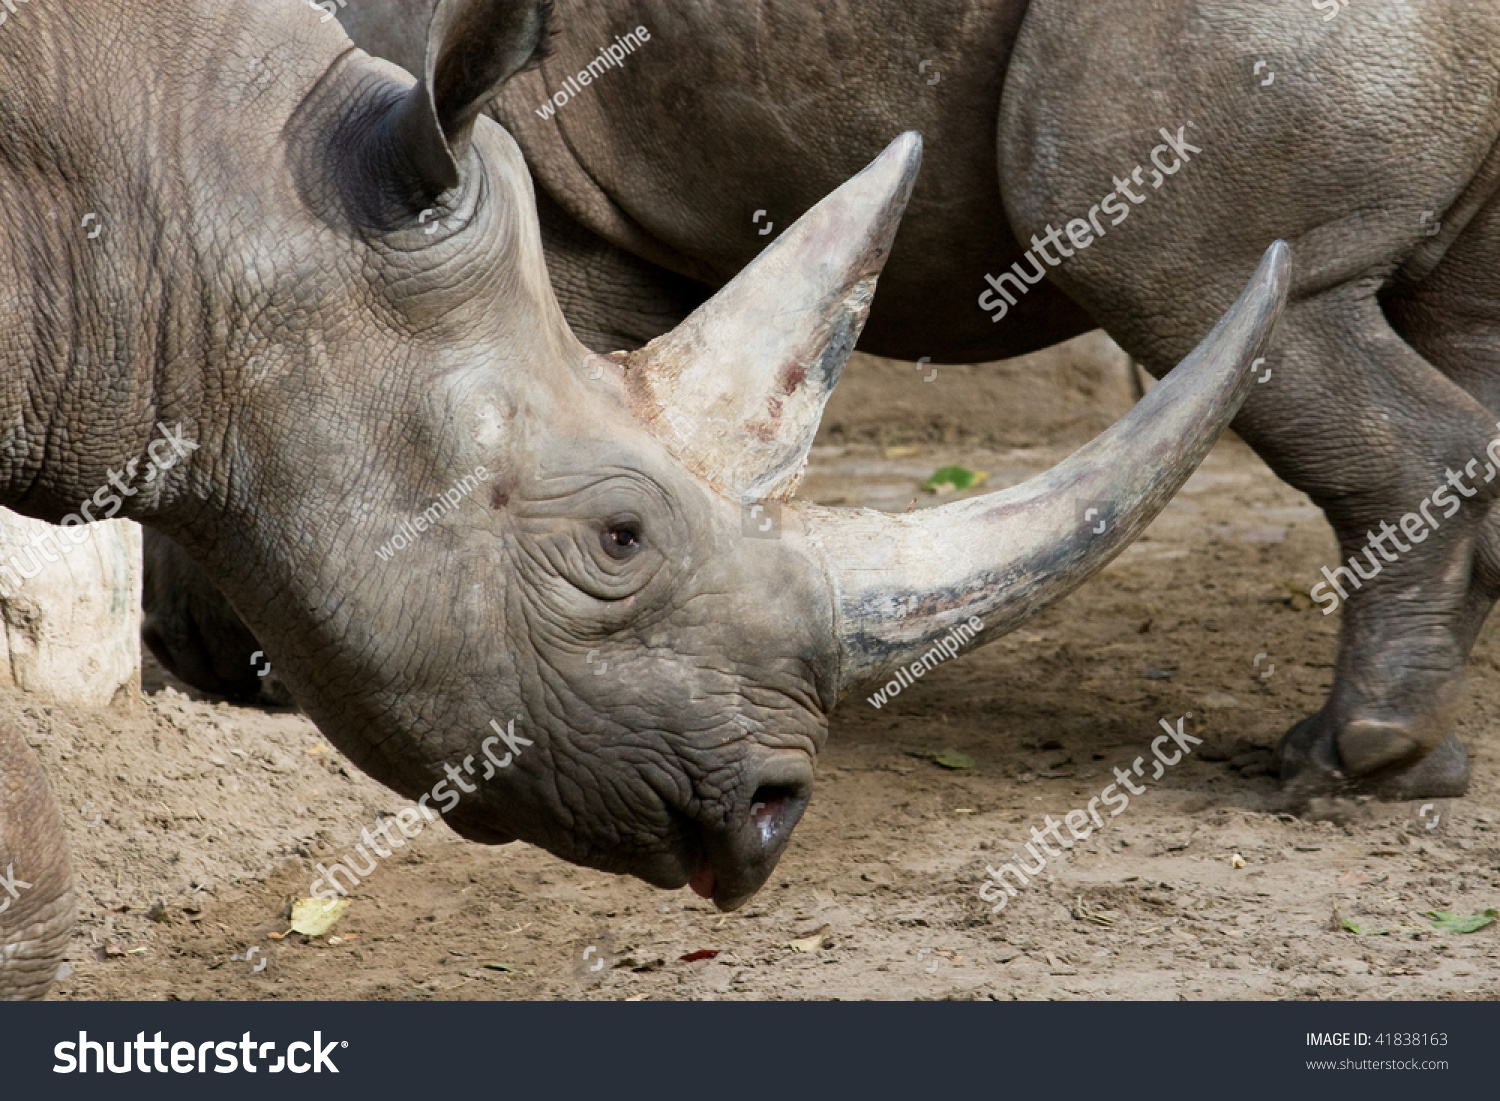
(25, 333, 1500, 1001)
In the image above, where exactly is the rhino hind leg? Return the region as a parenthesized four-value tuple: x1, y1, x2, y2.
(1371, 187, 1500, 798)
(1275, 715, 1471, 803)
(1235, 284, 1500, 802)
(0, 723, 75, 1000)
(1029, 265, 1488, 801)
(1017, 256, 1489, 801)
(1114, 280, 1491, 802)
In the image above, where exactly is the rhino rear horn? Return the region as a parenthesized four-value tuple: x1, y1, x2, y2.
(624, 133, 922, 502)
(379, 0, 549, 201)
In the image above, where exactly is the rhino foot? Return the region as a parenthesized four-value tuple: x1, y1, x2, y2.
(1274, 711, 1470, 804)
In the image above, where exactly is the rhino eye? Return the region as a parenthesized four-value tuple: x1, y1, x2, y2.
(601, 513, 643, 559)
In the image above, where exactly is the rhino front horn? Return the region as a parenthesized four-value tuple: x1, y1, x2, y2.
(624, 132, 922, 502)
(801, 240, 1292, 697)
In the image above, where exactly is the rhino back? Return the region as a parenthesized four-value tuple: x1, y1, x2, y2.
(488, 0, 1095, 362)
(335, 0, 1090, 362)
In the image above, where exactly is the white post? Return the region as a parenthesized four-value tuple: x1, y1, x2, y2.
(0, 509, 141, 707)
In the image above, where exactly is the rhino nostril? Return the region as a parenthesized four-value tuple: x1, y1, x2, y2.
(748, 783, 808, 848)
(683, 766, 813, 908)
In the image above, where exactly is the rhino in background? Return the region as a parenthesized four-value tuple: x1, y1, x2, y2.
(143, 528, 293, 705)
(0, 0, 1286, 999)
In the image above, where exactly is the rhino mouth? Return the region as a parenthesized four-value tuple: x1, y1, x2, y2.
(682, 759, 815, 912)
(439, 753, 813, 911)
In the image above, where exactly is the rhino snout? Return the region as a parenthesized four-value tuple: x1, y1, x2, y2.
(686, 753, 814, 912)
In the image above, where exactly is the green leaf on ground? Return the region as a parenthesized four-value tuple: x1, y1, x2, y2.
(1340, 918, 1395, 936)
(1425, 909, 1498, 934)
(922, 465, 989, 494)
(932, 749, 976, 770)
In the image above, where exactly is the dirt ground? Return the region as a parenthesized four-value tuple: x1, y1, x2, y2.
(24, 332, 1500, 1001)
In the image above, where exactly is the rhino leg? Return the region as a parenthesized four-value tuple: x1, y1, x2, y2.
(142, 530, 292, 705)
(1196, 289, 1491, 801)
(999, 0, 1500, 801)
(1377, 182, 1500, 796)
(1007, 304, 1490, 803)
(0, 724, 74, 1000)
(1077, 287, 1489, 803)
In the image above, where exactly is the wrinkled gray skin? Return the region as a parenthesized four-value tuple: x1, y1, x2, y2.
(150, 0, 1500, 810)
(4, 0, 1289, 998)
(0, 726, 73, 1000)
(318, 0, 1499, 802)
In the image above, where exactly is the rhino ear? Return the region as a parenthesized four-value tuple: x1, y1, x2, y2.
(382, 0, 550, 200)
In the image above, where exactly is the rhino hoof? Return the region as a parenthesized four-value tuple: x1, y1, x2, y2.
(1274, 711, 1470, 802)
(1365, 732, 1470, 800)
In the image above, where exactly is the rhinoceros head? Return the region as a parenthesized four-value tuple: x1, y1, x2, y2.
(149, 0, 1286, 910)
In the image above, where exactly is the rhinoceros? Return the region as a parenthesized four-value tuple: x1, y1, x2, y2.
(320, 0, 1496, 806)
(152, 0, 1499, 806)
(0, 0, 1285, 998)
